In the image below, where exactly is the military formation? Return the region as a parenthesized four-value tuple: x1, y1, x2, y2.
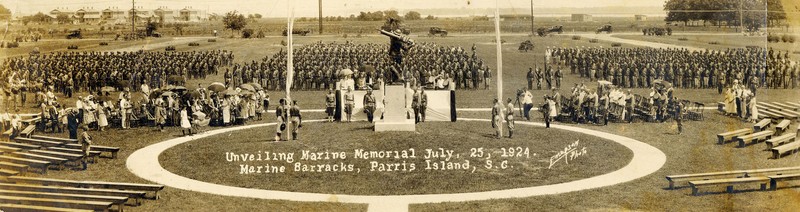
(544, 47, 799, 91)
(223, 42, 489, 91)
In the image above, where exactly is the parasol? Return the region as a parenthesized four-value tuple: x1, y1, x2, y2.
(247, 83, 263, 91)
(207, 82, 226, 92)
(239, 90, 254, 96)
(337, 68, 354, 77)
(239, 84, 256, 92)
(101, 86, 116, 92)
(171, 86, 188, 92)
(653, 79, 673, 88)
(184, 90, 202, 99)
(221, 89, 239, 96)
(149, 89, 163, 99)
(161, 91, 174, 97)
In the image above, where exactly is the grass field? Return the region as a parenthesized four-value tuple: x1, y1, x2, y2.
(160, 121, 631, 195)
(1, 30, 799, 211)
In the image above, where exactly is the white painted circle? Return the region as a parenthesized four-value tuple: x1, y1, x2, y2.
(127, 119, 665, 208)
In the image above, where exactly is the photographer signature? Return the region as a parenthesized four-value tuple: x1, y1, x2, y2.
(548, 140, 588, 169)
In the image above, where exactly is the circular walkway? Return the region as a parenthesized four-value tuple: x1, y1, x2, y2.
(127, 119, 666, 212)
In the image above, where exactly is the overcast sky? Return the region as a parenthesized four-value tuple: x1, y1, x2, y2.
(1, 0, 665, 17)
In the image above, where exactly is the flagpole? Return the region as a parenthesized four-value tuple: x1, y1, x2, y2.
(494, 0, 503, 137)
(286, 0, 295, 140)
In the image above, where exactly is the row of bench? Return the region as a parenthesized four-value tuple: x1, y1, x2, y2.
(0, 136, 120, 175)
(716, 118, 800, 158)
(665, 166, 800, 196)
(0, 176, 164, 211)
(0, 130, 165, 211)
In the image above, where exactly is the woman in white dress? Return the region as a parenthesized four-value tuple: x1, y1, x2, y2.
(97, 101, 108, 131)
(748, 94, 759, 123)
(180, 107, 192, 136)
(222, 97, 231, 126)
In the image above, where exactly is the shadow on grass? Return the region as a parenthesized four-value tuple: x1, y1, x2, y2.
(692, 187, 769, 196)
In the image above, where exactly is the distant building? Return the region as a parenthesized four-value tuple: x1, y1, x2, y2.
(154, 7, 176, 23)
(635, 15, 647, 21)
(75, 8, 101, 24)
(101, 7, 126, 24)
(48, 6, 206, 24)
(178, 7, 206, 22)
(571, 14, 592, 22)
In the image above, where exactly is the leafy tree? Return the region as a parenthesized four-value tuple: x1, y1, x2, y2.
(56, 14, 71, 24)
(223, 11, 247, 34)
(253, 13, 262, 19)
(404, 11, 421, 20)
(425, 15, 436, 20)
(0, 4, 10, 20)
(146, 21, 158, 36)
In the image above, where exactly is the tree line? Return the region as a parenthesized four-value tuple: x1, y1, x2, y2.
(664, 0, 786, 28)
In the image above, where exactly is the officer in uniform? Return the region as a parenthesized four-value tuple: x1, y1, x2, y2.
(274, 99, 287, 141)
(506, 98, 515, 138)
(491, 98, 503, 139)
(344, 87, 355, 122)
(325, 89, 336, 122)
(363, 88, 376, 122)
(290, 100, 302, 140)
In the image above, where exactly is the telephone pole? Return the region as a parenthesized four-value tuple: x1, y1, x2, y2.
(738, 0, 744, 33)
(318, 0, 323, 34)
(530, 0, 535, 35)
(132, 0, 136, 35)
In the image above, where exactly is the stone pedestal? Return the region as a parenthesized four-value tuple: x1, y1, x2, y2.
(375, 85, 415, 132)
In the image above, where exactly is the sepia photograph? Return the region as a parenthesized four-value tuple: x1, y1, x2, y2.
(0, 0, 798, 211)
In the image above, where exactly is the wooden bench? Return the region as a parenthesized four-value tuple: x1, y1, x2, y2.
(773, 102, 798, 111)
(664, 166, 800, 189)
(768, 109, 799, 120)
(8, 152, 68, 169)
(62, 144, 120, 159)
(771, 141, 800, 159)
(753, 119, 772, 132)
(19, 125, 35, 138)
(760, 102, 783, 111)
(768, 173, 800, 190)
(765, 133, 796, 149)
(689, 177, 770, 196)
(760, 110, 784, 120)
(1, 129, 12, 139)
(737, 130, 773, 147)
(0, 169, 19, 177)
(0, 155, 50, 174)
(32, 135, 78, 144)
(46, 147, 101, 162)
(0, 145, 20, 153)
(8, 176, 165, 200)
(0, 162, 27, 175)
(0, 183, 146, 206)
(775, 119, 791, 135)
(29, 149, 83, 161)
(784, 102, 800, 111)
(0, 189, 127, 212)
(717, 128, 753, 144)
(14, 137, 63, 148)
(19, 117, 41, 125)
(0, 141, 41, 150)
(0, 194, 112, 212)
(0, 203, 93, 212)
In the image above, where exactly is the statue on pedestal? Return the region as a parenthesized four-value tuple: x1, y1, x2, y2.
(379, 18, 415, 85)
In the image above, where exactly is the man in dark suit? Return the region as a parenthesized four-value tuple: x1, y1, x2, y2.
(67, 109, 80, 139)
